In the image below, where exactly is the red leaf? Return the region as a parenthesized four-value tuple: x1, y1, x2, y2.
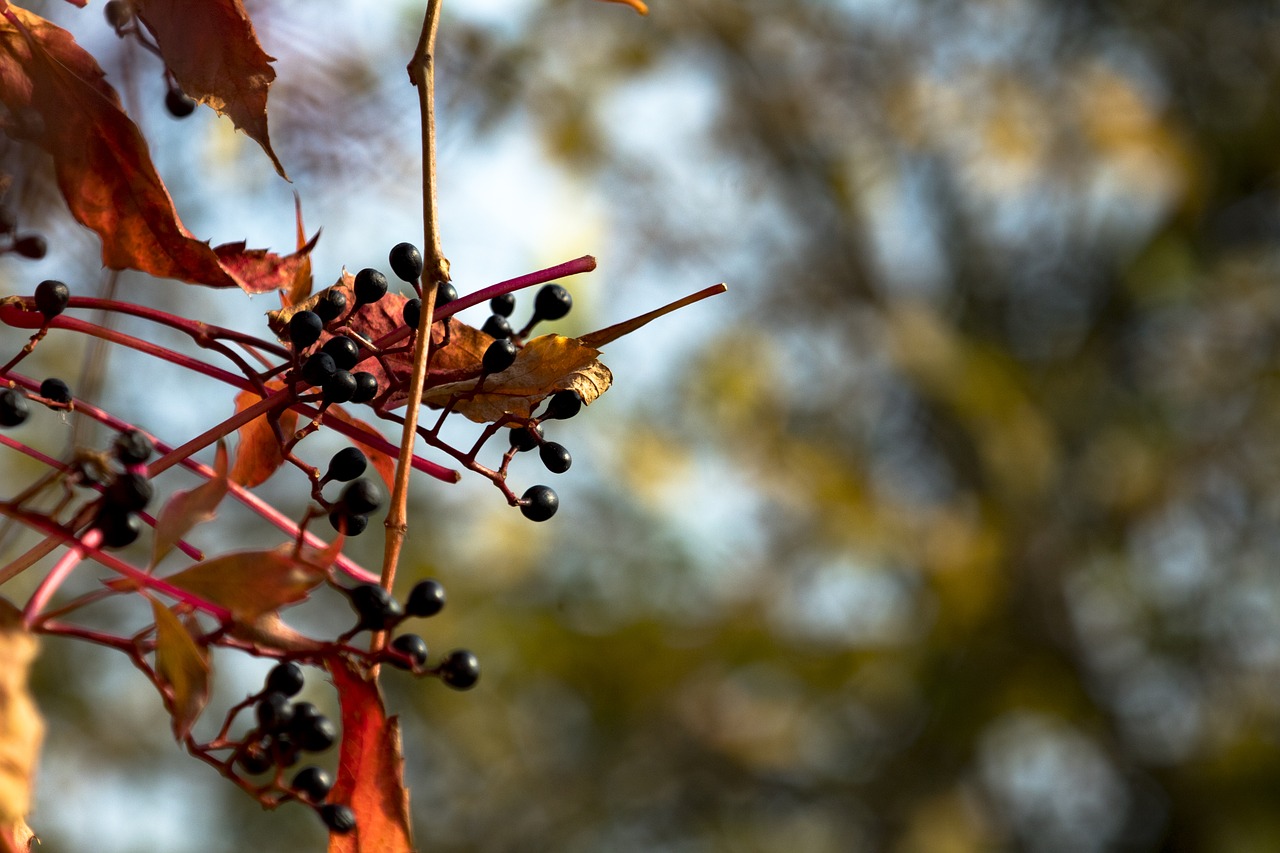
(230, 381, 298, 488)
(132, 0, 286, 178)
(152, 439, 230, 566)
(150, 600, 211, 741)
(214, 229, 320, 296)
(326, 658, 414, 853)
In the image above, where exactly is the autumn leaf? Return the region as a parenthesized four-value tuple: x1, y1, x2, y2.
(326, 658, 414, 853)
(132, 0, 287, 178)
(287, 193, 314, 306)
(0, 600, 40, 850)
(214, 230, 319, 296)
(230, 381, 299, 488)
(164, 546, 325, 624)
(595, 0, 649, 13)
(152, 440, 230, 567)
(150, 600, 211, 741)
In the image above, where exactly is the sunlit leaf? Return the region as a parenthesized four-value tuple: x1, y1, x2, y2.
(132, 0, 286, 178)
(326, 658, 414, 853)
(594, 0, 649, 14)
(214, 230, 319, 296)
(164, 546, 325, 623)
(152, 440, 230, 567)
(0, 600, 40, 849)
(230, 382, 298, 488)
(287, 193, 313, 305)
(150, 600, 211, 741)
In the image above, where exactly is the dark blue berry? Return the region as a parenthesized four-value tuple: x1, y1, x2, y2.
(346, 583, 403, 631)
(302, 352, 337, 387)
(389, 242, 423, 283)
(482, 339, 518, 374)
(105, 472, 152, 512)
(321, 336, 360, 371)
(339, 478, 382, 516)
(389, 633, 428, 669)
(93, 507, 141, 549)
(545, 389, 582, 420)
(322, 370, 357, 404)
(350, 372, 379, 404)
(320, 803, 356, 834)
(113, 429, 153, 465)
(265, 662, 305, 697)
(403, 298, 421, 329)
(165, 88, 197, 118)
(482, 314, 512, 339)
(533, 284, 572, 321)
(34, 280, 69, 318)
(436, 281, 458, 308)
(289, 311, 324, 350)
(405, 579, 446, 618)
(255, 691, 293, 734)
(328, 510, 370, 537)
(314, 289, 347, 325)
(520, 485, 558, 522)
(13, 235, 46, 260)
(291, 766, 332, 803)
(539, 441, 572, 474)
(353, 268, 388, 307)
(439, 649, 480, 690)
(489, 292, 516, 317)
(0, 389, 27, 427)
(508, 423, 542, 452)
(40, 377, 71, 405)
(325, 447, 367, 482)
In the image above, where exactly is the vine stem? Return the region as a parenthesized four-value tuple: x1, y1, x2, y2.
(378, 0, 445, 623)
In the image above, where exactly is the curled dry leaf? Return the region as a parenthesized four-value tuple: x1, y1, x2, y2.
(230, 381, 299, 489)
(0, 599, 40, 851)
(164, 545, 326, 624)
(150, 600, 211, 741)
(153, 440, 230, 567)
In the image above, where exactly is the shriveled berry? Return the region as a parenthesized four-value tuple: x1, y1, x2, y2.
(520, 485, 559, 522)
(293, 712, 337, 752)
(482, 314, 513, 339)
(238, 742, 273, 775)
(325, 447, 367, 482)
(346, 583, 403, 631)
(255, 691, 293, 734)
(489, 292, 516, 317)
(389, 242, 423, 283)
(534, 284, 572, 321)
(113, 428, 153, 465)
(320, 803, 356, 834)
(439, 649, 480, 690)
(34, 280, 69, 319)
(322, 370, 357, 404)
(314, 288, 347, 325)
(544, 389, 582, 420)
(289, 311, 324, 350)
(105, 472, 152, 512)
(389, 633, 428, 670)
(13, 235, 47, 260)
(165, 88, 197, 118)
(328, 510, 370, 537)
(339, 478, 382, 516)
(482, 339, 518, 374)
(94, 507, 141, 549)
(353, 268, 388, 306)
(436, 281, 458, 308)
(40, 377, 72, 405)
(321, 336, 360, 371)
(405, 579, 446, 618)
(265, 661, 305, 697)
(302, 352, 337, 387)
(508, 423, 542, 452)
(0, 389, 27, 428)
(539, 441, 572, 474)
(350, 372, 379, 404)
(403, 298, 421, 329)
(292, 766, 333, 803)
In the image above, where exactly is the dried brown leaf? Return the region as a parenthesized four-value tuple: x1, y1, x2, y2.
(164, 545, 325, 624)
(150, 600, 211, 741)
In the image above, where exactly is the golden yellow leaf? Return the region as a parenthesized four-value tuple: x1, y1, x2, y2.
(151, 600, 211, 741)
(0, 600, 40, 848)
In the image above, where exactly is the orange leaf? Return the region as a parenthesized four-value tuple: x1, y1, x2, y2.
(230, 382, 298, 488)
(0, 600, 40, 849)
(214, 229, 319, 296)
(326, 658, 414, 853)
(287, 193, 313, 306)
(164, 545, 325, 623)
(150, 600, 211, 741)
(132, 0, 286, 178)
(595, 0, 649, 13)
(152, 440, 230, 567)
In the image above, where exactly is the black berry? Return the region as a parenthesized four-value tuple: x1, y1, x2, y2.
(302, 352, 337, 387)
(292, 766, 333, 803)
(508, 423, 542, 452)
(482, 314, 513, 339)
(436, 281, 458, 308)
(288, 311, 324, 350)
(539, 441, 572, 474)
(321, 336, 360, 371)
(255, 691, 293, 734)
(39, 377, 72, 405)
(520, 485, 559, 522)
(350, 372, 379, 404)
(105, 472, 153, 512)
(405, 579, 446, 618)
(339, 478, 382, 516)
(265, 662, 305, 697)
(353, 268, 388, 307)
(13, 235, 47, 260)
(165, 88, 197, 118)
(93, 507, 141, 549)
(389, 242, 423, 283)
(328, 510, 370, 537)
(34, 280, 69, 319)
(314, 288, 347, 325)
(113, 428, 153, 465)
(489, 292, 516, 317)
(388, 633, 428, 670)
(292, 711, 337, 753)
(104, 0, 131, 28)
(325, 447, 368, 483)
(439, 649, 480, 690)
(482, 339, 518, 374)
(237, 742, 273, 775)
(0, 388, 29, 428)
(346, 583, 403, 631)
(320, 803, 356, 835)
(544, 389, 582, 420)
(322, 370, 357, 404)
(533, 284, 572, 321)
(402, 298, 421, 329)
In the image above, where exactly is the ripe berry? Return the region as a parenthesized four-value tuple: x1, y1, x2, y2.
(320, 803, 356, 835)
(292, 766, 333, 803)
(34, 280, 69, 319)
(93, 507, 141, 549)
(273, 737, 301, 768)
(389, 633, 428, 669)
(346, 583, 403, 631)
(403, 298, 421, 329)
(255, 691, 293, 734)
(302, 352, 337, 387)
(266, 662, 305, 697)
(0, 388, 29, 428)
(288, 310, 324, 350)
(292, 710, 337, 752)
(436, 281, 458, 308)
(482, 314, 513, 339)
(350, 372, 379, 404)
(113, 428, 153, 465)
(539, 441, 572, 474)
(105, 472, 153, 512)
(489, 292, 516, 317)
(321, 336, 360, 371)
(314, 288, 347, 325)
(389, 242, 423, 283)
(353, 268, 388, 307)
(39, 377, 71, 405)
(544, 389, 582, 420)
(482, 339, 518, 374)
(238, 742, 273, 775)
(322, 370, 357, 404)
(165, 88, 197, 118)
(328, 510, 369, 537)
(439, 649, 480, 690)
(520, 485, 559, 522)
(508, 423, 542, 452)
(339, 478, 382, 516)
(13, 235, 47, 260)
(405, 579, 446, 618)
(533, 284, 572, 321)
(325, 447, 367, 483)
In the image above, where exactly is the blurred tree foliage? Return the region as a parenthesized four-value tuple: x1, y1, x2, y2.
(15, 0, 1280, 850)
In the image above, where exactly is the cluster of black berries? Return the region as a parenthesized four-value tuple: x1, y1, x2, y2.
(0, 208, 46, 260)
(341, 579, 479, 690)
(90, 429, 156, 549)
(0, 281, 78, 428)
(477, 283, 573, 376)
(505, 388, 583, 522)
(239, 662, 354, 834)
(320, 447, 383, 536)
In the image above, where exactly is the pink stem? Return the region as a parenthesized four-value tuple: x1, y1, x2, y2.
(23, 527, 99, 629)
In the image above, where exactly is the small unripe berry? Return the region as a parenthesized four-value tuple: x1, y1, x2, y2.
(533, 284, 572, 321)
(322, 370, 357, 404)
(39, 377, 72, 405)
(353, 268, 388, 307)
(0, 389, 27, 428)
(265, 661, 305, 697)
(325, 447, 368, 483)
(544, 389, 582, 420)
(489, 292, 516, 317)
(388, 242, 423, 283)
(34, 280, 69, 319)
(388, 633, 428, 669)
(288, 311, 324, 350)
(439, 649, 480, 690)
(402, 298, 421, 329)
(508, 423, 542, 452)
(350, 372, 379, 404)
(321, 336, 360, 371)
(539, 441, 572, 474)
(520, 485, 559, 522)
(14, 235, 47, 260)
(292, 766, 333, 803)
(320, 803, 356, 834)
(302, 352, 337, 387)
(482, 339, 518, 374)
(165, 88, 197, 118)
(482, 314, 512, 339)
(405, 579, 446, 618)
(113, 429, 153, 465)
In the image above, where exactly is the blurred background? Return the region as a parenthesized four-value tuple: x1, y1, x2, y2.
(4, 0, 1280, 850)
